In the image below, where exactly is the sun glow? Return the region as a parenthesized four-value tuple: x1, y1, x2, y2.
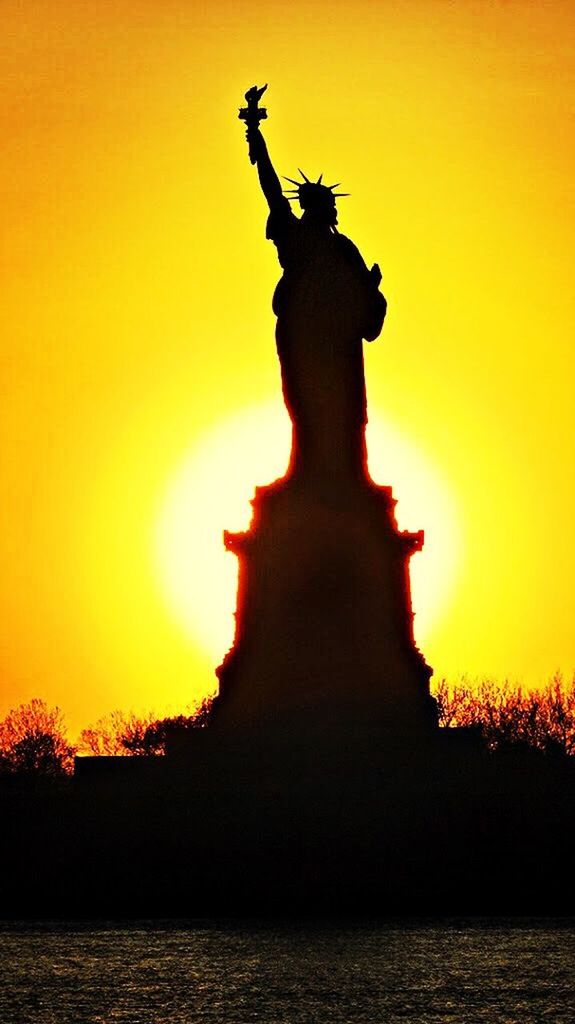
(155, 402, 463, 667)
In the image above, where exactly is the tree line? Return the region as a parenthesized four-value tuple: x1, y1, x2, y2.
(1, 677, 574, 776)
(434, 675, 575, 756)
(0, 697, 214, 776)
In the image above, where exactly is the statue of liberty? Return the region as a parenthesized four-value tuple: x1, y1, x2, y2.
(241, 86, 387, 484)
(212, 86, 436, 740)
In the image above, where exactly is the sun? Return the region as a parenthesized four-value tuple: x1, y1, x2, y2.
(154, 401, 463, 666)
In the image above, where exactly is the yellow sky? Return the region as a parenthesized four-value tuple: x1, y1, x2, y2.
(1, 0, 574, 732)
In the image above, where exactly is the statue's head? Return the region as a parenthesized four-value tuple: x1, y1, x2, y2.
(284, 171, 348, 226)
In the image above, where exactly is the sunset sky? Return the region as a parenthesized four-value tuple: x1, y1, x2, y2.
(1, 0, 574, 732)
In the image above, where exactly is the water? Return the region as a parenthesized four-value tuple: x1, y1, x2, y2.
(1, 919, 574, 1023)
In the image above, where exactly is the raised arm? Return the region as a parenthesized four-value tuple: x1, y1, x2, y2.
(246, 124, 284, 212)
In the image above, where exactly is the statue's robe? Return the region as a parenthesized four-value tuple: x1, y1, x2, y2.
(266, 198, 387, 480)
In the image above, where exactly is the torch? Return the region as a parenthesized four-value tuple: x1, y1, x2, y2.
(239, 84, 268, 164)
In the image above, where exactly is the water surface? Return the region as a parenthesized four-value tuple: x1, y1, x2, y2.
(1, 919, 574, 1023)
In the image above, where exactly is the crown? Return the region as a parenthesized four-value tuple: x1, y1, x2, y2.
(283, 170, 349, 207)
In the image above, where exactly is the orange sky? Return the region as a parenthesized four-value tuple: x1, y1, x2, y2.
(1, 0, 575, 733)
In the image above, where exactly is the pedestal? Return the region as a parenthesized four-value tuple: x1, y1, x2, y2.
(212, 473, 438, 748)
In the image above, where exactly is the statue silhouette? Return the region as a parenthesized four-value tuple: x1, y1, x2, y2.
(245, 108, 387, 484)
(212, 87, 437, 745)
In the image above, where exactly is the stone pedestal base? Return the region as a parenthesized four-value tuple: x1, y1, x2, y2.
(212, 474, 437, 744)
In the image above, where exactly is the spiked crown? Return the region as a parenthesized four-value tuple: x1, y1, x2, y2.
(283, 170, 349, 213)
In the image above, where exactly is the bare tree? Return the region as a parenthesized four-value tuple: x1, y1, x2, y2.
(78, 698, 214, 757)
(78, 710, 157, 756)
(433, 675, 575, 755)
(0, 698, 75, 775)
